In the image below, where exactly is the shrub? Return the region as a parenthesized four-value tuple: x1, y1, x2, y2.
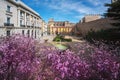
(38, 42, 120, 80)
(76, 41, 120, 80)
(47, 50, 91, 80)
(0, 35, 120, 80)
(0, 35, 41, 80)
(53, 35, 72, 42)
(85, 28, 120, 42)
(53, 34, 64, 42)
(63, 38, 72, 42)
(37, 48, 91, 80)
(90, 48, 120, 80)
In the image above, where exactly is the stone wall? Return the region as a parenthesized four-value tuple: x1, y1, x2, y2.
(73, 18, 117, 36)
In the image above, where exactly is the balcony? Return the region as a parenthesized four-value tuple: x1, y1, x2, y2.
(20, 25, 25, 27)
(6, 11, 12, 14)
(20, 16, 24, 19)
(4, 23, 14, 29)
(31, 26, 34, 28)
(6, 10, 12, 14)
(4, 23, 14, 27)
(27, 25, 30, 27)
(6, 11, 12, 16)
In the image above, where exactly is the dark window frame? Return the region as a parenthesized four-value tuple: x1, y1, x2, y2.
(6, 30, 10, 36)
(7, 5, 11, 12)
(27, 30, 30, 37)
(7, 17, 10, 24)
(22, 30, 24, 35)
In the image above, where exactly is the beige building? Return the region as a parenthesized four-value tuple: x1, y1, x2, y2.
(41, 20, 47, 36)
(112, 0, 118, 3)
(72, 14, 102, 35)
(72, 18, 117, 36)
(81, 14, 101, 23)
(0, 0, 43, 40)
(48, 18, 75, 35)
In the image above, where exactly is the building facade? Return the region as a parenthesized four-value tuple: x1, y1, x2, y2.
(0, 0, 43, 40)
(81, 14, 101, 23)
(41, 20, 47, 36)
(112, 0, 118, 3)
(48, 18, 75, 35)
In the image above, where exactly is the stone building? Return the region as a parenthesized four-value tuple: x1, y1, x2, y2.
(0, 0, 43, 40)
(48, 18, 75, 35)
(41, 20, 47, 36)
(72, 18, 117, 36)
(112, 0, 118, 3)
(81, 14, 101, 23)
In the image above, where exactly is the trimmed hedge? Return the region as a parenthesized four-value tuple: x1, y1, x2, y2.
(53, 35, 72, 42)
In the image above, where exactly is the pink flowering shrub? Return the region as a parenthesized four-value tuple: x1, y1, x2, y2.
(0, 35, 41, 80)
(92, 41, 120, 80)
(90, 48, 120, 80)
(75, 41, 120, 80)
(47, 50, 91, 80)
(38, 42, 120, 80)
(0, 35, 120, 80)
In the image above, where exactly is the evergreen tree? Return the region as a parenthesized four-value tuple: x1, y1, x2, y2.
(105, 0, 120, 20)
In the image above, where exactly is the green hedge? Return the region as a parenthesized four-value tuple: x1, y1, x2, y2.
(85, 28, 120, 42)
(53, 35, 72, 42)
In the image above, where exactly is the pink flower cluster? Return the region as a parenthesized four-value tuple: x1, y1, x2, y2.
(47, 50, 91, 80)
(0, 35, 120, 80)
(0, 35, 41, 80)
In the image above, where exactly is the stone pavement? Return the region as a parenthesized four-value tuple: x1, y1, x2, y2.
(64, 35, 85, 43)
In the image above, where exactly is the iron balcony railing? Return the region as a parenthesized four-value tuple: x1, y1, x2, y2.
(20, 25, 25, 27)
(6, 11, 12, 14)
(4, 23, 14, 26)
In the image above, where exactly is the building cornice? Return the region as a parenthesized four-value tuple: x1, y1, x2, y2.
(0, 27, 41, 29)
(7, 0, 42, 18)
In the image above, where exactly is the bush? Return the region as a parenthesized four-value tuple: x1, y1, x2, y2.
(0, 35, 120, 80)
(0, 35, 41, 80)
(85, 28, 120, 42)
(63, 38, 72, 42)
(53, 34, 64, 42)
(47, 50, 92, 80)
(38, 41, 120, 80)
(38, 48, 91, 80)
(53, 35, 72, 42)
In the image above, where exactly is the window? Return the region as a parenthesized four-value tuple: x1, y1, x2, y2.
(20, 11, 22, 17)
(20, 20, 22, 26)
(6, 30, 10, 36)
(7, 17, 10, 24)
(27, 30, 30, 37)
(20, 11, 24, 17)
(31, 30, 33, 37)
(35, 30, 36, 38)
(22, 30, 24, 35)
(7, 5, 11, 12)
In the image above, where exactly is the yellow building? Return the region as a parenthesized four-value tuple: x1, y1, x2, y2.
(48, 18, 75, 35)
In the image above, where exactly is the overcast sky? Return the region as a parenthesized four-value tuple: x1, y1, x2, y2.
(22, 0, 111, 23)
